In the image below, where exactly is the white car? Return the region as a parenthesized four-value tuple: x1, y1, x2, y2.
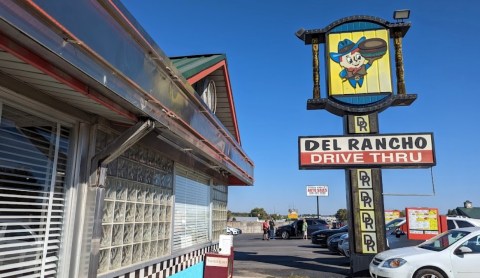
(370, 227, 480, 278)
(337, 233, 350, 257)
(387, 216, 480, 249)
(226, 226, 242, 235)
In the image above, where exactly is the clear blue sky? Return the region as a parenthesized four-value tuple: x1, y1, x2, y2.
(122, 0, 479, 216)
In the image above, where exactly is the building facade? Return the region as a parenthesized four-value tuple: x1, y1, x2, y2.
(0, 1, 253, 278)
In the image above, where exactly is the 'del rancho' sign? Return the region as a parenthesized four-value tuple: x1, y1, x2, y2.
(299, 133, 435, 169)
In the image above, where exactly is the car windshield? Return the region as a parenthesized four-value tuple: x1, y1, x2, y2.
(418, 230, 470, 251)
(385, 218, 404, 231)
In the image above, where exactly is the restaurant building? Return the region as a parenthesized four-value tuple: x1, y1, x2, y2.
(0, 1, 253, 278)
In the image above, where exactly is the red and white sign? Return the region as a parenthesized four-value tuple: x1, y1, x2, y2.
(299, 133, 435, 169)
(306, 185, 329, 197)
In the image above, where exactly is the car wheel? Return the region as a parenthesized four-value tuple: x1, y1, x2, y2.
(414, 268, 445, 278)
(281, 231, 290, 239)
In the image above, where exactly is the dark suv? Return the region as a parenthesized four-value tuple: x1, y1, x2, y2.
(275, 218, 329, 239)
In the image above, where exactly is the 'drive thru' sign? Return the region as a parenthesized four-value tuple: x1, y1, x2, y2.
(298, 133, 435, 169)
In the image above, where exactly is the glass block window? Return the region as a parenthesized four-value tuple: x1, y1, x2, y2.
(97, 130, 173, 274)
(212, 185, 228, 241)
(0, 104, 72, 277)
(173, 166, 211, 251)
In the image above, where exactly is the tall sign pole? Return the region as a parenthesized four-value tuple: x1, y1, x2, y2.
(297, 14, 436, 276)
(306, 185, 329, 219)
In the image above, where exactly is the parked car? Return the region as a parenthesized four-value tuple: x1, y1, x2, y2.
(275, 218, 329, 239)
(387, 216, 480, 249)
(370, 227, 480, 278)
(337, 233, 350, 257)
(326, 232, 347, 254)
(311, 225, 348, 246)
(225, 226, 242, 235)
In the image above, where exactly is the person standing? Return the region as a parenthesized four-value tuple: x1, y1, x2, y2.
(302, 219, 308, 240)
(262, 219, 270, 240)
(269, 218, 275, 239)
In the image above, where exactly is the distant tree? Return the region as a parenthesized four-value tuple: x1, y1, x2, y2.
(227, 210, 232, 221)
(231, 212, 249, 217)
(335, 208, 348, 222)
(269, 213, 281, 220)
(250, 207, 268, 220)
(399, 210, 405, 217)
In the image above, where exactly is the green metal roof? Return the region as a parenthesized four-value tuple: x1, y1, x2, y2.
(170, 54, 226, 79)
(456, 207, 480, 219)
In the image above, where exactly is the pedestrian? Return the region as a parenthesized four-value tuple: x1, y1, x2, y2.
(262, 219, 270, 240)
(269, 218, 275, 239)
(302, 219, 308, 240)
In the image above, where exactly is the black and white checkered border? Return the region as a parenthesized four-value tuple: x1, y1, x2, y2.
(114, 245, 218, 278)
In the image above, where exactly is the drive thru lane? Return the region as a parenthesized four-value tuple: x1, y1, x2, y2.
(232, 233, 352, 278)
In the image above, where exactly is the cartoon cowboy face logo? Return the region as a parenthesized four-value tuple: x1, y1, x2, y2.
(330, 36, 387, 89)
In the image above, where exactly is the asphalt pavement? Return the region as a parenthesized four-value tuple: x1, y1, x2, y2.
(232, 233, 369, 278)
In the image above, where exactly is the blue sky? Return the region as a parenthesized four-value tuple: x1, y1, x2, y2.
(122, 0, 479, 216)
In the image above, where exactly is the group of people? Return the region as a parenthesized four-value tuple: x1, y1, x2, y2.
(262, 218, 276, 240)
(262, 218, 309, 240)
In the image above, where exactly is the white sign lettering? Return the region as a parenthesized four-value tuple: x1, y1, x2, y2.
(299, 133, 435, 168)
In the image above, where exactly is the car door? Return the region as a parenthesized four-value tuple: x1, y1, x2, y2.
(450, 234, 480, 278)
(307, 220, 316, 236)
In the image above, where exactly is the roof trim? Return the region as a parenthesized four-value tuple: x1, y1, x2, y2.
(186, 59, 241, 143)
(0, 31, 137, 122)
(171, 54, 225, 80)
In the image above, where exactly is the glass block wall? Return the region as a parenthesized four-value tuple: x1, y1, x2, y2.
(211, 185, 228, 241)
(96, 129, 174, 274)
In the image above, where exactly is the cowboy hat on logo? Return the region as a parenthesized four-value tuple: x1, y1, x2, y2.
(329, 36, 366, 63)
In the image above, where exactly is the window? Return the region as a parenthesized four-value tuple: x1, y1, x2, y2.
(0, 104, 72, 277)
(173, 166, 211, 251)
(463, 235, 480, 253)
(455, 220, 474, 228)
(447, 220, 456, 230)
(211, 185, 227, 241)
(385, 218, 405, 231)
(97, 131, 174, 274)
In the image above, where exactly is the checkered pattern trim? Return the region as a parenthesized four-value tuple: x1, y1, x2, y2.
(114, 245, 218, 278)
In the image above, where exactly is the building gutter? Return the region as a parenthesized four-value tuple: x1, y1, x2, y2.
(0, 1, 253, 185)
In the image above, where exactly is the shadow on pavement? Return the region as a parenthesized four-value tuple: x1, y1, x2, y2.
(234, 250, 350, 277)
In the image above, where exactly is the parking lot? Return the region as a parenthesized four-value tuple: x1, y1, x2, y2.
(232, 233, 355, 278)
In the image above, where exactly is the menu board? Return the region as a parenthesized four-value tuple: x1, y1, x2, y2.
(406, 208, 439, 240)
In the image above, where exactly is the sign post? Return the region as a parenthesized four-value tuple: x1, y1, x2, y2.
(306, 185, 329, 219)
(296, 14, 435, 276)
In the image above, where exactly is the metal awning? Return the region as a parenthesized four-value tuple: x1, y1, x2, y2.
(0, 1, 253, 185)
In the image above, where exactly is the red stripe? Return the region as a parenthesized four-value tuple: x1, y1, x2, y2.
(300, 150, 434, 165)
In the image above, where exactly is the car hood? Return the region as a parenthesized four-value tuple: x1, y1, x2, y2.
(277, 224, 291, 230)
(375, 246, 434, 260)
(312, 229, 345, 236)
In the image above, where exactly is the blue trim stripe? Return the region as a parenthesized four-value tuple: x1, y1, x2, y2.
(331, 22, 384, 33)
(169, 262, 204, 278)
(332, 94, 390, 105)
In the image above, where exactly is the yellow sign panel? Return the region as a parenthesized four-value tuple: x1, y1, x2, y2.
(361, 232, 377, 253)
(356, 169, 372, 189)
(288, 211, 298, 219)
(359, 210, 376, 231)
(358, 189, 374, 210)
(327, 29, 392, 96)
(354, 115, 370, 133)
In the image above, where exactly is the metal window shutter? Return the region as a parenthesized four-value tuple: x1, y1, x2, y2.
(0, 104, 70, 278)
(173, 165, 210, 251)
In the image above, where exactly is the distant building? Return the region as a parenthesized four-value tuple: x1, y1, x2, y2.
(455, 200, 480, 219)
(233, 217, 260, 222)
